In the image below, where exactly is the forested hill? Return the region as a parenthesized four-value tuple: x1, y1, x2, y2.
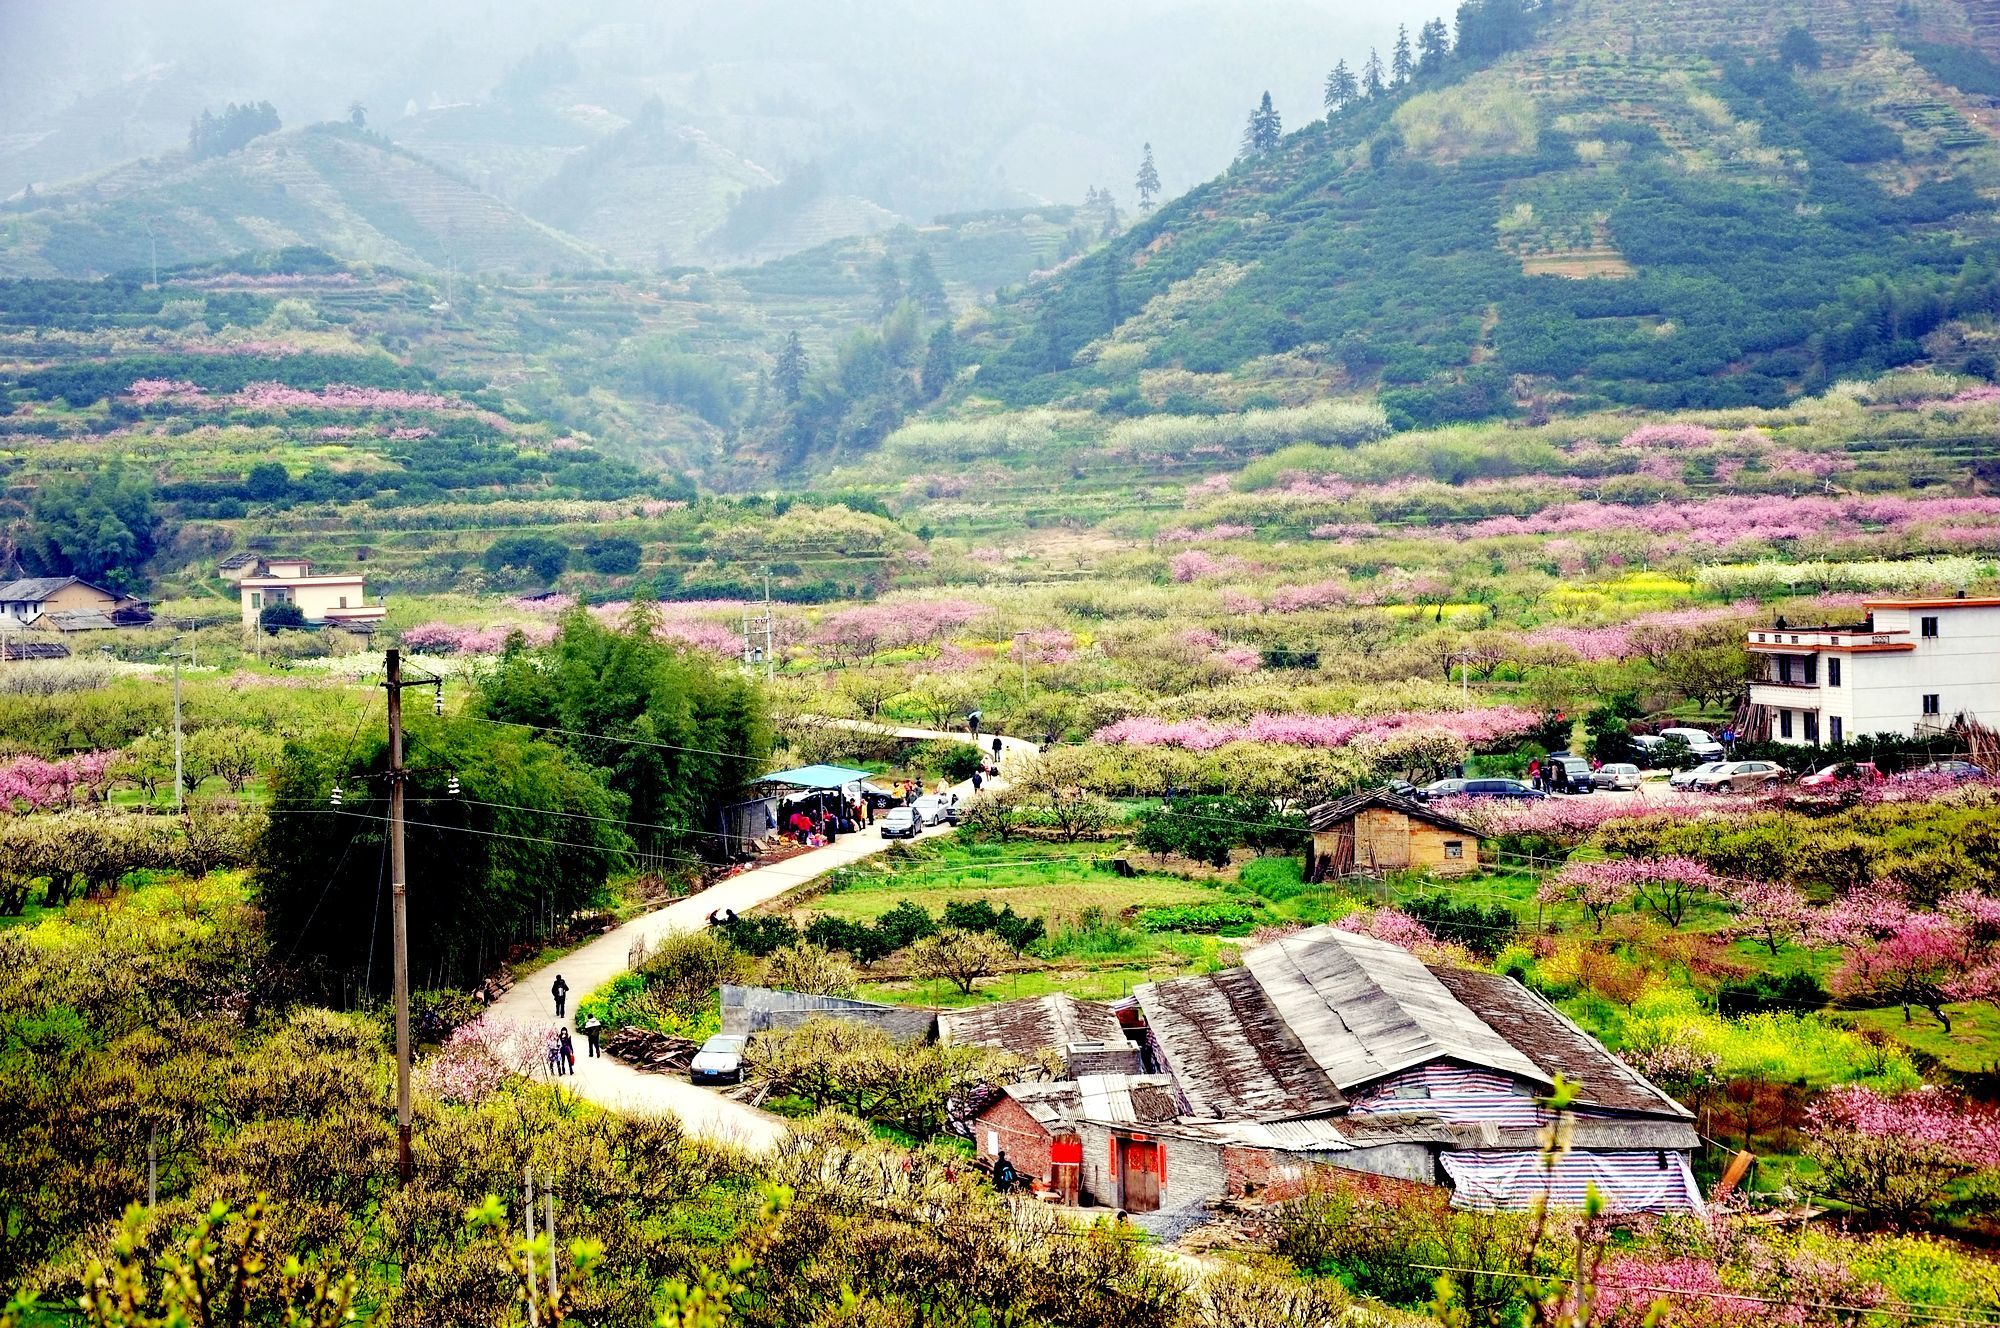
(967, 0, 2000, 426)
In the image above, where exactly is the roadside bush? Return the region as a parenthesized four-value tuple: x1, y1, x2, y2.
(723, 913, 799, 957)
(635, 928, 754, 1021)
(940, 899, 1046, 953)
(803, 915, 893, 963)
(873, 900, 939, 950)
(1716, 970, 1827, 1017)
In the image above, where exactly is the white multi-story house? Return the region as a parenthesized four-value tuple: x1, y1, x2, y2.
(234, 557, 387, 630)
(1746, 595, 2000, 745)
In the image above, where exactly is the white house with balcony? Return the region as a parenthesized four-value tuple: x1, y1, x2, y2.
(236, 557, 386, 630)
(1745, 596, 2000, 745)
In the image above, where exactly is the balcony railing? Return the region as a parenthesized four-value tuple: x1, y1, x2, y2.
(1747, 629, 1908, 649)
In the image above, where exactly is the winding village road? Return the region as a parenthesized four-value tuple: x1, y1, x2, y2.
(480, 725, 1040, 1148)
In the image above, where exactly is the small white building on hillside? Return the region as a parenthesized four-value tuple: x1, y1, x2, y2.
(1746, 595, 2000, 745)
(236, 558, 386, 629)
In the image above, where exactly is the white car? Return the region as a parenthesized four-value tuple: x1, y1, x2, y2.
(1592, 763, 1643, 791)
(1669, 761, 1729, 790)
(1658, 727, 1724, 759)
(912, 794, 952, 826)
(690, 1034, 747, 1085)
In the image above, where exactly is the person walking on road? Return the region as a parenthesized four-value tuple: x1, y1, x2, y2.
(559, 1028, 576, 1075)
(551, 973, 570, 1018)
(971, 768, 984, 794)
(545, 1029, 564, 1078)
(583, 1014, 603, 1058)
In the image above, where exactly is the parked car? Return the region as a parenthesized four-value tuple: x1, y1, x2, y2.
(1659, 727, 1725, 759)
(1630, 734, 1665, 757)
(690, 1034, 748, 1085)
(1421, 778, 1468, 801)
(1798, 761, 1886, 788)
(1669, 761, 1730, 790)
(1907, 759, 1988, 781)
(859, 782, 903, 811)
(1593, 763, 1643, 791)
(878, 806, 921, 839)
(1385, 779, 1422, 799)
(1550, 757, 1596, 794)
(1688, 760, 1787, 793)
(1460, 778, 1547, 800)
(912, 794, 952, 826)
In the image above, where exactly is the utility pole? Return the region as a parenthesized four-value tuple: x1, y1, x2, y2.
(743, 569, 775, 681)
(170, 637, 188, 810)
(383, 648, 424, 1183)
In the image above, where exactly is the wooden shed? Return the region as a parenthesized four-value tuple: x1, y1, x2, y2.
(1304, 788, 1482, 880)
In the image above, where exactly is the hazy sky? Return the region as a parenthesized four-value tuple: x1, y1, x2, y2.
(1, 0, 1454, 208)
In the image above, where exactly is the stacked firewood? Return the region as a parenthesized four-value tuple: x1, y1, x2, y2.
(602, 1027, 699, 1072)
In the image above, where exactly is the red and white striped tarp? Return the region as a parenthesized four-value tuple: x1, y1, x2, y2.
(1438, 1149, 1703, 1214)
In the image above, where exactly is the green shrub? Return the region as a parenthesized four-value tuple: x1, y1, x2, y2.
(1136, 902, 1259, 933)
(724, 913, 799, 957)
(1403, 893, 1516, 957)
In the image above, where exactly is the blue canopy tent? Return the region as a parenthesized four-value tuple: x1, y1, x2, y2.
(758, 764, 876, 844)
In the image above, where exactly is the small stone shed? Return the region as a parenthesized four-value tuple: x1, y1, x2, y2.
(1304, 787, 1482, 879)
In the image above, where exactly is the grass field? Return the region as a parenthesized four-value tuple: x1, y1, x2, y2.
(1845, 1003, 2000, 1075)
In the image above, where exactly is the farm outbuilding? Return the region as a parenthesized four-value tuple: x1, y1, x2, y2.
(1304, 788, 1482, 879)
(991, 928, 1702, 1223)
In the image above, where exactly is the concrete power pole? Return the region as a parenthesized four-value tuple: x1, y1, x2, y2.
(385, 648, 415, 1182)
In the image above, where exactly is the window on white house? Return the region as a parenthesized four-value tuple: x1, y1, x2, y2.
(1804, 657, 1817, 685)
(1830, 717, 1843, 743)
(1780, 710, 1793, 738)
(1828, 658, 1841, 687)
(338, 596, 348, 608)
(1923, 694, 1941, 716)
(1444, 841, 1463, 859)
(1804, 713, 1819, 744)
(1922, 616, 1940, 638)
(1778, 657, 1792, 683)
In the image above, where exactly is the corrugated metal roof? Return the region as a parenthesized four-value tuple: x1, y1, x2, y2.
(1136, 967, 1346, 1122)
(938, 994, 1125, 1057)
(1000, 1074, 1178, 1129)
(1245, 928, 1548, 1090)
(1427, 967, 1693, 1120)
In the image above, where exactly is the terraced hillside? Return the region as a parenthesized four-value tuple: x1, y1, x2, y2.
(966, 0, 2000, 426)
(0, 124, 603, 279)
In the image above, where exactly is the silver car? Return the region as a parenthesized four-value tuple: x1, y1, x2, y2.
(1669, 761, 1729, 790)
(1592, 763, 1642, 791)
(690, 1034, 748, 1084)
(1688, 760, 1786, 793)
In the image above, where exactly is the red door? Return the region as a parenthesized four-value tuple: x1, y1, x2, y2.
(1120, 1138, 1161, 1213)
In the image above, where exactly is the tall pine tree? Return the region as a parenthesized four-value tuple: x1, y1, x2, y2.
(1324, 61, 1359, 114)
(905, 249, 949, 319)
(1417, 19, 1451, 76)
(920, 325, 957, 400)
(772, 331, 807, 404)
(872, 255, 903, 319)
(1362, 49, 1386, 99)
(1135, 143, 1161, 211)
(1240, 91, 1282, 159)
(1391, 25, 1414, 86)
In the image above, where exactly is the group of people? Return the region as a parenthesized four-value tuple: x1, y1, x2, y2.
(1525, 756, 1603, 794)
(545, 973, 602, 1078)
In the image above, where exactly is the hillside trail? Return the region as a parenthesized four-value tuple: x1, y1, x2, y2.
(480, 725, 1039, 1149)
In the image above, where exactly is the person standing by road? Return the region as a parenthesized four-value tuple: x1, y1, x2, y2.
(559, 1028, 576, 1075)
(583, 1014, 603, 1058)
(551, 973, 570, 1018)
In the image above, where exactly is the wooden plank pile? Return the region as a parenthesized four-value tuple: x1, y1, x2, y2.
(603, 1027, 699, 1073)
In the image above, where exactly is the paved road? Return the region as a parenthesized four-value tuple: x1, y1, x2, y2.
(480, 724, 1039, 1148)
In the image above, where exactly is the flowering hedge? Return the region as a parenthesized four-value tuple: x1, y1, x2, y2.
(1810, 1084, 2000, 1170)
(1093, 708, 1540, 751)
(398, 622, 558, 654)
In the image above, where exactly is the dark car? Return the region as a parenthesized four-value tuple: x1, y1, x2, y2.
(878, 806, 921, 839)
(1550, 758, 1596, 794)
(1421, 778, 1468, 801)
(1460, 778, 1546, 800)
(1909, 760, 1988, 781)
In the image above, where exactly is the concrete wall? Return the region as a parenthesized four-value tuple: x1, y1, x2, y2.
(1073, 1122, 1228, 1216)
(240, 578, 368, 626)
